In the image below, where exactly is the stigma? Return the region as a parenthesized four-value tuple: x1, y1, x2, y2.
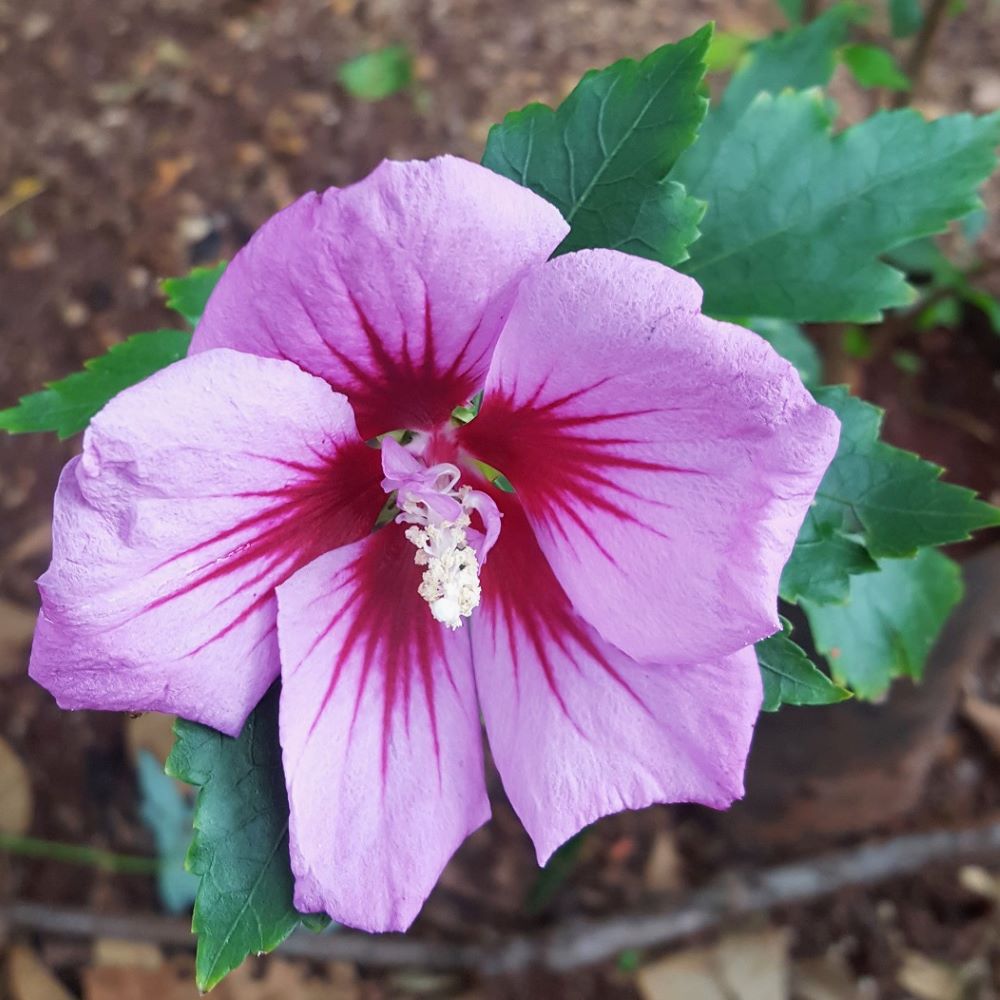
(380, 438, 501, 630)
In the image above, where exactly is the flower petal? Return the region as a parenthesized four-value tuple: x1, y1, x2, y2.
(192, 156, 569, 438)
(461, 249, 840, 665)
(277, 528, 489, 932)
(472, 494, 762, 863)
(29, 349, 383, 735)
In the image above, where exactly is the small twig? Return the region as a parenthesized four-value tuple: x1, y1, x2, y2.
(5, 820, 1000, 974)
(0, 834, 160, 876)
(892, 0, 951, 108)
(801, 0, 823, 24)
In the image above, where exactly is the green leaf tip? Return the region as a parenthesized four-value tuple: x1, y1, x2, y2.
(675, 94, 1000, 322)
(811, 385, 1000, 558)
(0, 330, 192, 439)
(162, 262, 227, 328)
(840, 43, 911, 92)
(756, 618, 851, 711)
(483, 25, 712, 267)
(803, 549, 963, 699)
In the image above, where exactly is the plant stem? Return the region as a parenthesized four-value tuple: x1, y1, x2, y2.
(802, 0, 823, 23)
(892, 0, 950, 108)
(0, 832, 160, 875)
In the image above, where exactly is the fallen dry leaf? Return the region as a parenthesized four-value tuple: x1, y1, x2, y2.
(958, 864, 1000, 901)
(8, 239, 57, 270)
(147, 155, 195, 199)
(637, 927, 790, 1000)
(793, 952, 878, 1000)
(961, 696, 1000, 758)
(84, 955, 361, 1000)
(227, 957, 360, 1000)
(644, 830, 684, 893)
(92, 939, 164, 970)
(0, 176, 46, 218)
(82, 965, 196, 1000)
(6, 945, 76, 1000)
(0, 598, 37, 677)
(896, 952, 962, 1000)
(0, 734, 33, 834)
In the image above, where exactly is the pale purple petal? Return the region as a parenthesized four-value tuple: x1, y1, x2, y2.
(30, 349, 383, 735)
(473, 494, 762, 863)
(461, 249, 840, 665)
(277, 529, 489, 932)
(192, 156, 569, 439)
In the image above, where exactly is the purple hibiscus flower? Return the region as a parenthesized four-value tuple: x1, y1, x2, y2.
(29, 156, 839, 931)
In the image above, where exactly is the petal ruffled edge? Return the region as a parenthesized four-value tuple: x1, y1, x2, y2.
(29, 349, 383, 735)
(277, 528, 489, 931)
(193, 156, 570, 438)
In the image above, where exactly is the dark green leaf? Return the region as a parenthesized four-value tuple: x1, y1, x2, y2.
(802, 548, 963, 698)
(483, 26, 711, 264)
(890, 0, 924, 37)
(526, 830, 587, 913)
(718, 5, 860, 122)
(780, 511, 878, 604)
(162, 262, 227, 328)
(840, 43, 910, 91)
(676, 1, 858, 195)
(338, 45, 413, 102)
(811, 386, 1000, 556)
(756, 618, 851, 710)
(0, 330, 191, 438)
(166, 686, 311, 992)
(748, 317, 822, 386)
(674, 92, 1000, 321)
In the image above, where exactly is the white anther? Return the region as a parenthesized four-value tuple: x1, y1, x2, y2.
(398, 481, 484, 630)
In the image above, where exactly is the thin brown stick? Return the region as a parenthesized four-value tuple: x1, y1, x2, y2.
(892, 0, 951, 108)
(5, 820, 1000, 974)
(801, 0, 823, 24)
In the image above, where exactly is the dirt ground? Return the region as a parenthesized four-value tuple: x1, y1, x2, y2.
(2, 0, 1000, 998)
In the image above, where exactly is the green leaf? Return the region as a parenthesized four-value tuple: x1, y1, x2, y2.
(890, 0, 924, 37)
(811, 385, 1000, 556)
(841, 325, 874, 360)
(705, 31, 751, 73)
(0, 330, 191, 438)
(338, 45, 413, 102)
(166, 686, 309, 992)
(162, 262, 227, 328)
(776, 0, 805, 24)
(886, 236, 956, 280)
(483, 26, 711, 264)
(674, 92, 1000, 321)
(718, 5, 860, 123)
(780, 511, 878, 604)
(803, 548, 963, 698)
(677, 1, 859, 194)
(748, 317, 822, 386)
(840, 43, 910, 91)
(756, 618, 851, 710)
